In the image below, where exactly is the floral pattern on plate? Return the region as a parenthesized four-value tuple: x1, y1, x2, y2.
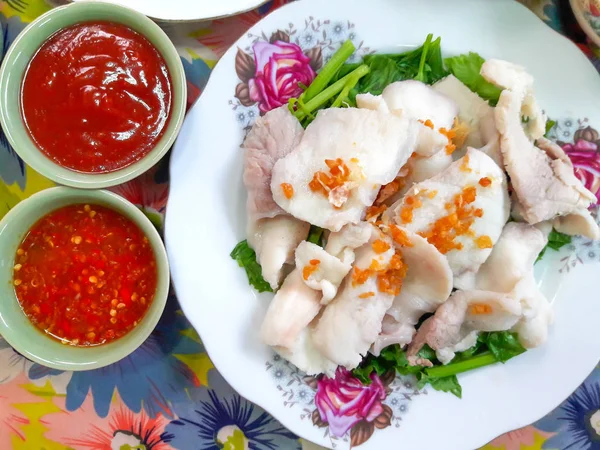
(266, 352, 425, 447)
(230, 17, 373, 129)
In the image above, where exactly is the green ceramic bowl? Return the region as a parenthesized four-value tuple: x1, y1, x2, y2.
(0, 2, 187, 189)
(0, 187, 170, 370)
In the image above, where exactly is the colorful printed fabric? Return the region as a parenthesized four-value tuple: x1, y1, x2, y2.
(0, 0, 599, 449)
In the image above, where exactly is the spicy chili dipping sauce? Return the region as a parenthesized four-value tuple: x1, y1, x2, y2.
(12, 204, 157, 346)
(21, 21, 172, 173)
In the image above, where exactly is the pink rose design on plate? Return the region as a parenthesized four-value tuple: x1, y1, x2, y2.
(248, 41, 315, 112)
(563, 138, 600, 204)
(234, 30, 322, 114)
(314, 367, 391, 443)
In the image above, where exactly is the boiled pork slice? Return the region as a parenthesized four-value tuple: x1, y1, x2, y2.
(295, 241, 352, 304)
(260, 268, 321, 351)
(433, 74, 503, 165)
(385, 148, 510, 289)
(248, 216, 309, 289)
(475, 222, 547, 293)
(475, 221, 553, 349)
(373, 226, 453, 354)
(356, 81, 457, 158)
(275, 326, 338, 377)
(271, 108, 419, 231)
(260, 223, 372, 375)
(407, 289, 523, 365)
(481, 59, 599, 239)
(381, 80, 458, 130)
(311, 225, 398, 369)
(243, 106, 309, 288)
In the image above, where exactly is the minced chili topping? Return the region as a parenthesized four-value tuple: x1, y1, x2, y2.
(399, 193, 423, 224)
(417, 186, 484, 254)
(439, 127, 457, 155)
(470, 304, 492, 315)
(374, 179, 401, 205)
(460, 154, 472, 173)
(302, 259, 320, 280)
(309, 158, 351, 197)
(281, 183, 294, 199)
(351, 251, 407, 296)
(365, 204, 387, 222)
(474, 235, 493, 249)
(479, 177, 492, 187)
(12, 204, 157, 346)
(372, 239, 391, 254)
(389, 224, 414, 247)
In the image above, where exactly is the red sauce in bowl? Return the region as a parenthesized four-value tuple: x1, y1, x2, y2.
(21, 21, 172, 173)
(13, 204, 157, 346)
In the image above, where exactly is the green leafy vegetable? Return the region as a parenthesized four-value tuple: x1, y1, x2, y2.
(478, 331, 526, 363)
(547, 229, 573, 250)
(444, 52, 503, 105)
(417, 373, 462, 398)
(536, 228, 572, 262)
(545, 119, 556, 137)
(330, 34, 447, 105)
(307, 225, 325, 247)
(352, 332, 526, 398)
(230, 240, 273, 293)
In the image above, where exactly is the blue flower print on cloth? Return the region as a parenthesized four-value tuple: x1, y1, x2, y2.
(535, 374, 600, 450)
(165, 370, 301, 450)
(28, 295, 204, 418)
(0, 15, 27, 190)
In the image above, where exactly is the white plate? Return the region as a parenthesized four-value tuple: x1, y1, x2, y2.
(166, 0, 600, 448)
(70, 0, 268, 21)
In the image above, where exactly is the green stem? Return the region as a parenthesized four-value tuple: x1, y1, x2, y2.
(415, 33, 432, 81)
(425, 352, 497, 378)
(302, 39, 356, 103)
(331, 71, 362, 108)
(295, 64, 370, 121)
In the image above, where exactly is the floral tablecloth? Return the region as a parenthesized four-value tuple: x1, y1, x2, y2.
(1, 0, 599, 449)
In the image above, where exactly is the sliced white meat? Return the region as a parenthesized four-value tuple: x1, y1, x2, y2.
(436, 331, 479, 365)
(472, 222, 553, 349)
(372, 314, 415, 356)
(248, 216, 310, 289)
(295, 241, 352, 304)
(511, 274, 553, 349)
(275, 326, 338, 377)
(271, 108, 419, 231)
(355, 92, 390, 113)
(536, 138, 600, 239)
(325, 222, 372, 265)
(475, 222, 547, 293)
(312, 226, 397, 369)
(385, 148, 510, 289)
(385, 151, 454, 205)
(433, 74, 497, 150)
(260, 269, 321, 350)
(482, 60, 600, 239)
(381, 80, 458, 130)
(357, 86, 452, 158)
(480, 59, 546, 140)
(243, 106, 309, 288)
(553, 209, 599, 239)
(374, 226, 453, 352)
(243, 105, 304, 222)
(407, 289, 522, 365)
